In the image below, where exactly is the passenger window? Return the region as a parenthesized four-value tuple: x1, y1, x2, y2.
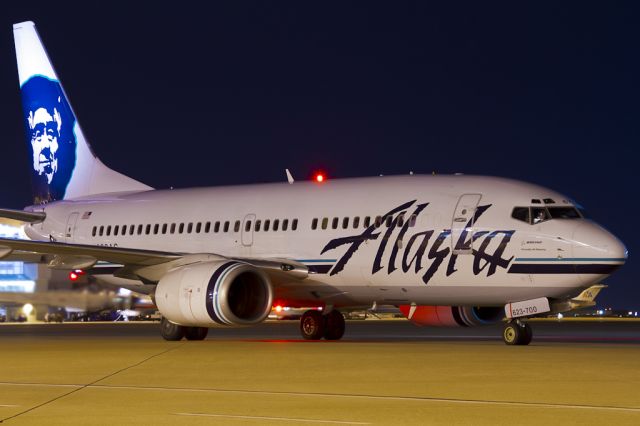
(114, 225, 119, 236)
(364, 216, 371, 227)
(223, 221, 230, 232)
(321, 218, 328, 230)
(511, 207, 530, 223)
(312, 218, 318, 230)
(332, 217, 338, 229)
(264, 220, 270, 231)
(92, 226, 97, 237)
(273, 219, 280, 231)
(214, 221, 220, 233)
(187, 223, 193, 233)
(342, 217, 349, 229)
(162, 224, 168, 234)
(129, 225, 134, 235)
(255, 220, 261, 232)
(170, 223, 176, 234)
(234, 220, 241, 232)
(374, 216, 382, 228)
(353, 217, 360, 228)
(145, 224, 151, 235)
(292, 219, 298, 230)
(196, 222, 202, 233)
(205, 222, 211, 233)
(283, 219, 289, 231)
(153, 224, 159, 234)
(397, 214, 404, 227)
(385, 216, 393, 227)
(106, 225, 112, 236)
(409, 214, 417, 227)
(179, 223, 184, 234)
(137, 225, 143, 235)
(532, 207, 550, 224)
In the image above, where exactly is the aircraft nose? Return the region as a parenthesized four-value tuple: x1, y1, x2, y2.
(572, 222, 627, 276)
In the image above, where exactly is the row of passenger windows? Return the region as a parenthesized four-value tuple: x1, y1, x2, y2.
(91, 218, 299, 237)
(311, 213, 418, 230)
(90, 213, 419, 238)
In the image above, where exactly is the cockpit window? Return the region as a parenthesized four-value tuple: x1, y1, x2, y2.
(511, 207, 530, 223)
(532, 207, 550, 224)
(512, 206, 582, 224)
(547, 207, 581, 219)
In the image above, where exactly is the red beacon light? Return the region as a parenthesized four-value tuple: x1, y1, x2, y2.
(315, 173, 325, 183)
(69, 269, 85, 282)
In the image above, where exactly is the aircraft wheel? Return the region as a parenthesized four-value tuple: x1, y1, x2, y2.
(324, 310, 345, 340)
(300, 310, 325, 340)
(160, 317, 185, 341)
(184, 326, 209, 341)
(503, 321, 532, 346)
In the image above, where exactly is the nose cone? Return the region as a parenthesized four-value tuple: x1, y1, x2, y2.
(572, 222, 627, 279)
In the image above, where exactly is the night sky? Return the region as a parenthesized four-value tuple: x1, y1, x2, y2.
(1, 2, 638, 309)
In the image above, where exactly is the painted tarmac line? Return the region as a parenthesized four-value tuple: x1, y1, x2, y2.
(1, 382, 639, 414)
(0, 405, 18, 408)
(175, 412, 370, 424)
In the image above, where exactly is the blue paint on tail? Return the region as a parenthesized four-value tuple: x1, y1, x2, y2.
(21, 75, 77, 203)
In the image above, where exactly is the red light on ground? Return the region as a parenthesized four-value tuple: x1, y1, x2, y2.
(315, 173, 324, 183)
(275, 305, 283, 313)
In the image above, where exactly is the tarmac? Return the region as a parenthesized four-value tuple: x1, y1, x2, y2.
(0, 319, 639, 425)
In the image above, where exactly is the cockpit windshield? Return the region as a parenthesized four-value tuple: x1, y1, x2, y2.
(511, 206, 582, 225)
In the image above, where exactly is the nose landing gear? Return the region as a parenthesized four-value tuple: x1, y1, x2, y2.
(503, 320, 532, 345)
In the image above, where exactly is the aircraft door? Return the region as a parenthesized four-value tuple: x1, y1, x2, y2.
(65, 212, 79, 243)
(242, 214, 256, 246)
(451, 194, 482, 254)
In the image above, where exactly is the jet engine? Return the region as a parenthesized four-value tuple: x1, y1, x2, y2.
(155, 260, 273, 327)
(398, 305, 504, 327)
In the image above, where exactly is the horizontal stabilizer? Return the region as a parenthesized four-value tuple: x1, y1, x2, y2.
(0, 208, 45, 223)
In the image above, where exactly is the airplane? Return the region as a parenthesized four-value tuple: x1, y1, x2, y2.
(0, 21, 627, 345)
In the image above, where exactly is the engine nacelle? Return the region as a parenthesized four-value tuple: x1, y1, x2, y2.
(399, 305, 504, 327)
(155, 260, 273, 327)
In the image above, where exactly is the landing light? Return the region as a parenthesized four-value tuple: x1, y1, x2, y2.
(275, 305, 283, 313)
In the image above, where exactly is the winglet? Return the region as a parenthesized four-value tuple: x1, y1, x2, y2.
(572, 284, 607, 303)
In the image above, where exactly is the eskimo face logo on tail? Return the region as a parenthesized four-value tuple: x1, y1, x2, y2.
(21, 76, 76, 203)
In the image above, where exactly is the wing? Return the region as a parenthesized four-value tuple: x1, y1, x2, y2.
(0, 237, 309, 289)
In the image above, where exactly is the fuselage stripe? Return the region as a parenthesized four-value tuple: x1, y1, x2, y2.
(508, 264, 621, 274)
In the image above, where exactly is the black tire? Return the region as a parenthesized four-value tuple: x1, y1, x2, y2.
(300, 310, 325, 340)
(520, 322, 533, 345)
(324, 310, 346, 340)
(184, 326, 209, 341)
(160, 317, 185, 341)
(503, 322, 532, 346)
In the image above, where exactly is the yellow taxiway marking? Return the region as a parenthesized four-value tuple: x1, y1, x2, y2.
(175, 412, 370, 424)
(1, 382, 639, 414)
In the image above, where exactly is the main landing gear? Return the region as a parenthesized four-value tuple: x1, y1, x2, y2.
(502, 320, 532, 345)
(160, 317, 209, 341)
(300, 309, 345, 340)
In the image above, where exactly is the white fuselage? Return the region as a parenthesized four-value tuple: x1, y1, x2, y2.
(24, 174, 626, 308)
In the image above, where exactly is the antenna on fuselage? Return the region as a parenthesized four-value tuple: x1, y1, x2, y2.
(285, 169, 294, 184)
